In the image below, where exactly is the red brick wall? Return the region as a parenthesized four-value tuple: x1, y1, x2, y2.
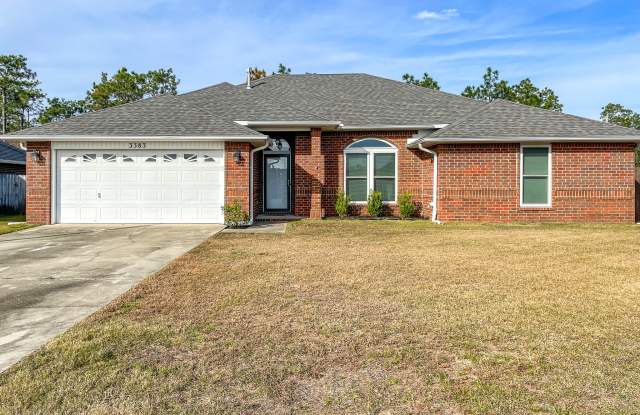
(437, 143, 636, 223)
(224, 142, 251, 213)
(293, 130, 434, 218)
(26, 141, 51, 224)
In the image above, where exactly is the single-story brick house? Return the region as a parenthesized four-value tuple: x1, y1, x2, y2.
(8, 73, 640, 224)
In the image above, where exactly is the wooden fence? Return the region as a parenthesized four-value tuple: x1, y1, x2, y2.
(0, 173, 26, 213)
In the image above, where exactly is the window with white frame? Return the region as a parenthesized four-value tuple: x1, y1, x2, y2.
(520, 145, 551, 207)
(344, 138, 397, 202)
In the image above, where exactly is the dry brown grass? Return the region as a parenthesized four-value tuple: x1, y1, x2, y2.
(1, 220, 640, 414)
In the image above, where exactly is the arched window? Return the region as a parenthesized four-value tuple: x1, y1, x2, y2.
(344, 138, 397, 203)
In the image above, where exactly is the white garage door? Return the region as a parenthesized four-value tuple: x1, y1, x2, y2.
(57, 150, 224, 223)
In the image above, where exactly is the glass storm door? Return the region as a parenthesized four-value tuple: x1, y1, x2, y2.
(265, 155, 289, 211)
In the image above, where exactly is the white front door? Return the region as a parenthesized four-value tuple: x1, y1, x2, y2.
(57, 150, 224, 223)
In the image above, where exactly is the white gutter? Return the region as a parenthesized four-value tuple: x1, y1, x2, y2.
(249, 138, 273, 224)
(409, 136, 640, 147)
(341, 124, 448, 131)
(235, 121, 343, 128)
(417, 142, 442, 224)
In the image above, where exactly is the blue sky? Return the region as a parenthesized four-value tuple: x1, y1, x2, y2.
(2, 0, 639, 119)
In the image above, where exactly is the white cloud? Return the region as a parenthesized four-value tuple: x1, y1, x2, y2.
(416, 9, 459, 20)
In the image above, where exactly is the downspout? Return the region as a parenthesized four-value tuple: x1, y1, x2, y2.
(249, 138, 272, 224)
(418, 142, 442, 224)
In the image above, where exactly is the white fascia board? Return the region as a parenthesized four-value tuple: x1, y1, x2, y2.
(408, 136, 640, 147)
(14, 135, 268, 141)
(0, 159, 26, 165)
(235, 120, 342, 128)
(340, 124, 448, 131)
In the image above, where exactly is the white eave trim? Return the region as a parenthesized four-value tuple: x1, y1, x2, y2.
(235, 120, 342, 127)
(0, 159, 25, 165)
(407, 136, 640, 148)
(341, 124, 448, 131)
(12, 135, 268, 142)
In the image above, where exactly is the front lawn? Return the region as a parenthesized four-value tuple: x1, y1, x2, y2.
(1, 220, 639, 414)
(0, 213, 31, 235)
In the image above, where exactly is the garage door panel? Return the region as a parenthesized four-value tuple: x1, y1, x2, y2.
(80, 207, 98, 221)
(57, 149, 225, 223)
(121, 189, 138, 201)
(202, 188, 222, 201)
(80, 171, 99, 182)
(163, 190, 180, 201)
(121, 171, 138, 184)
(101, 170, 120, 184)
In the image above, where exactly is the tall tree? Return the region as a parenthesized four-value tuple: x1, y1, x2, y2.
(462, 67, 563, 112)
(601, 103, 640, 165)
(402, 72, 440, 90)
(0, 54, 45, 134)
(37, 97, 86, 124)
(274, 63, 291, 75)
(600, 103, 640, 129)
(249, 67, 267, 81)
(85, 67, 179, 111)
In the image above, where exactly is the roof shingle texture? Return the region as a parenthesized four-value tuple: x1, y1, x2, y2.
(431, 99, 640, 138)
(8, 73, 640, 139)
(11, 93, 264, 137)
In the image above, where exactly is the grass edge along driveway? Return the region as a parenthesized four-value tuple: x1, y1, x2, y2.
(0, 214, 32, 235)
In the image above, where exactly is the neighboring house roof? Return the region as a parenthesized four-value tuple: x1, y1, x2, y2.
(0, 141, 26, 164)
(7, 73, 640, 142)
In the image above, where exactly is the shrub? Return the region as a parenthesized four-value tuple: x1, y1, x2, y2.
(367, 191, 383, 217)
(398, 192, 415, 219)
(335, 191, 351, 218)
(222, 201, 249, 228)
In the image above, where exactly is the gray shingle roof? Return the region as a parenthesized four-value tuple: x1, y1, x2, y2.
(429, 99, 640, 139)
(11, 90, 265, 138)
(8, 73, 640, 141)
(231, 73, 486, 126)
(0, 141, 26, 163)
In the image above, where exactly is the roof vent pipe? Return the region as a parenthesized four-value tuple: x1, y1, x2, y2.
(246, 67, 251, 90)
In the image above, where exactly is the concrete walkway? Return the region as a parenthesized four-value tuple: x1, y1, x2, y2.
(0, 224, 223, 372)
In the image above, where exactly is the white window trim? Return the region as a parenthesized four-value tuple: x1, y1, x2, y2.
(344, 138, 398, 204)
(520, 144, 552, 208)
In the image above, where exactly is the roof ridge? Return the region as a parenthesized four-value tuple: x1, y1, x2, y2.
(428, 100, 496, 138)
(176, 82, 235, 98)
(361, 73, 485, 106)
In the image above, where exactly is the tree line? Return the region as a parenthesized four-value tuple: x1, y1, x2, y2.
(0, 55, 179, 134)
(1, 55, 638, 137)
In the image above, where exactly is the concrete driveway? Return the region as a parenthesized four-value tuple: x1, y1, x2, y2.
(0, 224, 223, 372)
